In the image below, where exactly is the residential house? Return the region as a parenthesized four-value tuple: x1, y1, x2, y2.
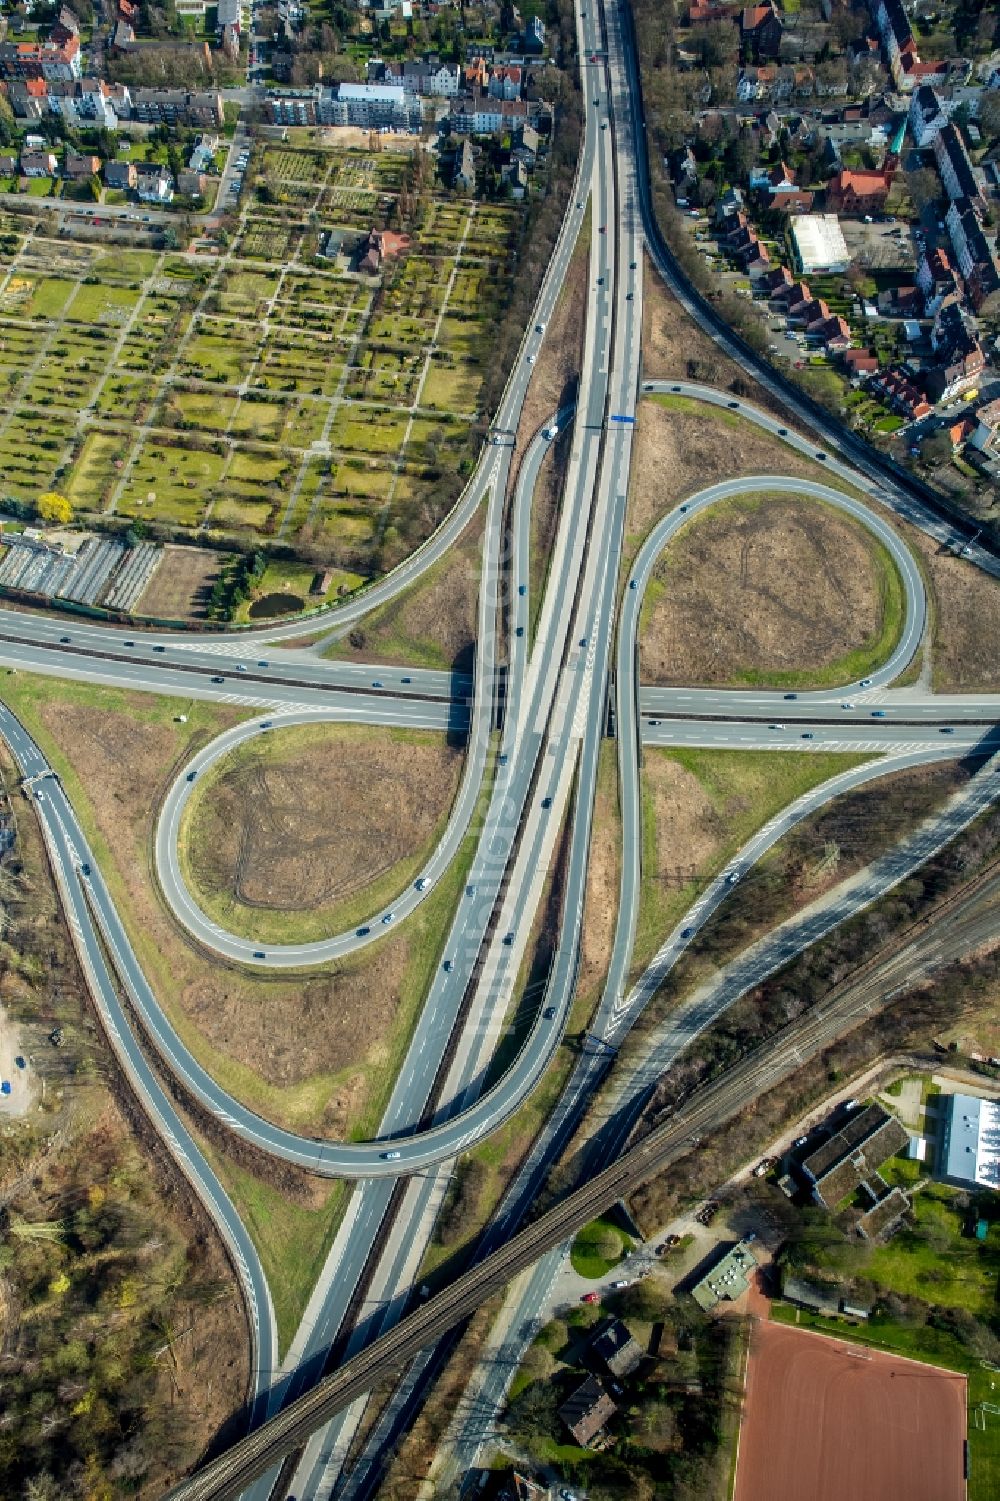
(63, 149, 100, 180)
(907, 83, 954, 146)
(933, 122, 987, 210)
(216, 0, 241, 35)
(558, 1376, 616, 1447)
(448, 93, 534, 136)
(588, 1318, 644, 1381)
(839, 347, 879, 377)
(945, 198, 1000, 309)
(50, 6, 80, 47)
(523, 16, 546, 54)
(19, 149, 57, 177)
(877, 284, 922, 317)
(0, 153, 16, 176)
(917, 246, 961, 315)
(111, 19, 135, 50)
(870, 367, 932, 421)
(925, 299, 986, 401)
(464, 55, 490, 92)
(502, 156, 528, 198)
(126, 88, 224, 127)
(715, 185, 745, 224)
(814, 312, 852, 350)
(135, 164, 174, 203)
(767, 187, 815, 213)
(4, 76, 49, 119)
(873, 0, 919, 92)
(104, 158, 136, 191)
(740, 3, 782, 60)
(452, 137, 476, 192)
(489, 64, 522, 100)
(511, 121, 540, 164)
(825, 168, 890, 215)
(0, 36, 81, 82)
(968, 399, 1000, 456)
(177, 168, 207, 196)
(758, 264, 794, 298)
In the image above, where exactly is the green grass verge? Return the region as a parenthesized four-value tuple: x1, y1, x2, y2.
(177, 721, 464, 944)
(569, 1215, 633, 1279)
(644, 488, 908, 691)
(632, 748, 874, 980)
(198, 1142, 348, 1359)
(770, 1303, 1000, 1501)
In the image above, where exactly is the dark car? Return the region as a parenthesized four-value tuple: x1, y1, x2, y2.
(443, 959, 453, 972)
(59, 636, 71, 644)
(372, 680, 383, 688)
(503, 931, 515, 945)
(784, 692, 798, 700)
(401, 676, 411, 684)
(516, 626, 525, 637)
(124, 640, 135, 647)
(81, 862, 91, 877)
(253, 951, 266, 960)
(518, 584, 526, 596)
(153, 644, 166, 652)
(257, 660, 269, 667)
(544, 1006, 556, 1019)
(186, 771, 196, 782)
(356, 926, 370, 936)
(212, 675, 225, 683)
(541, 796, 552, 808)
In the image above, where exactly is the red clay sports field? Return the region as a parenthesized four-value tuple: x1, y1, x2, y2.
(734, 1318, 967, 1501)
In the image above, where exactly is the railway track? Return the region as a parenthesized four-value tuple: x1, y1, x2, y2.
(166, 855, 1000, 1501)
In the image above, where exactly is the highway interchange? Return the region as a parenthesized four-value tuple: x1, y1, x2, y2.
(4, 0, 1000, 1497)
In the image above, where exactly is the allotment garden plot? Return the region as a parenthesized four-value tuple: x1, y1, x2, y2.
(0, 153, 522, 575)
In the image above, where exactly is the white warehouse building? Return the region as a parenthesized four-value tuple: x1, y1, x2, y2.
(790, 214, 850, 276)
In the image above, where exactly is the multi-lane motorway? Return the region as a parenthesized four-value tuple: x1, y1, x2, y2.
(5, 0, 1000, 1497)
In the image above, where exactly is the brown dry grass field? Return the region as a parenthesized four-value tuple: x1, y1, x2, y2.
(135, 543, 230, 621)
(182, 721, 463, 943)
(324, 509, 482, 673)
(0, 675, 460, 1141)
(641, 254, 791, 420)
(640, 493, 883, 688)
(901, 523, 1000, 692)
(626, 396, 857, 556)
(514, 212, 589, 459)
(576, 740, 622, 1009)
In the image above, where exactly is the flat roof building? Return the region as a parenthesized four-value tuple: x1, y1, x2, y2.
(801, 1103, 909, 1210)
(940, 1093, 1000, 1190)
(790, 213, 850, 275)
(690, 1241, 758, 1312)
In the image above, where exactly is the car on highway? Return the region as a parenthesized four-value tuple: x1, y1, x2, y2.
(381, 912, 394, 924)
(726, 870, 741, 885)
(769, 723, 785, 730)
(356, 926, 370, 936)
(253, 951, 265, 960)
(186, 771, 196, 782)
(14, 1056, 25, 1070)
(859, 677, 873, 688)
(841, 702, 854, 710)
(544, 1006, 556, 1019)
(372, 679, 383, 688)
(212, 675, 225, 683)
(415, 876, 433, 890)
(466, 883, 477, 896)
(777, 427, 788, 436)
(580, 1291, 600, 1304)
(236, 664, 247, 672)
(536, 321, 546, 333)
(940, 726, 955, 734)
(681, 927, 693, 939)
(599, 224, 606, 233)
(801, 731, 814, 739)
(601, 121, 608, 129)
(401, 676, 411, 684)
(871, 710, 886, 718)
(629, 579, 637, 588)
(381, 1150, 401, 1160)
(124, 640, 135, 647)
(527, 353, 536, 363)
(60, 636, 71, 644)
(516, 626, 525, 637)
(518, 584, 526, 595)
(80, 862, 91, 877)
(626, 292, 633, 300)
(442, 959, 453, 972)
(153, 644, 165, 652)
(541, 796, 552, 808)
(816, 451, 827, 460)
(257, 659, 269, 667)
(611, 1279, 630, 1289)
(630, 260, 637, 269)
(784, 692, 797, 700)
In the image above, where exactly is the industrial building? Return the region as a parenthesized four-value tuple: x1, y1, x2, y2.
(939, 1092, 1000, 1190)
